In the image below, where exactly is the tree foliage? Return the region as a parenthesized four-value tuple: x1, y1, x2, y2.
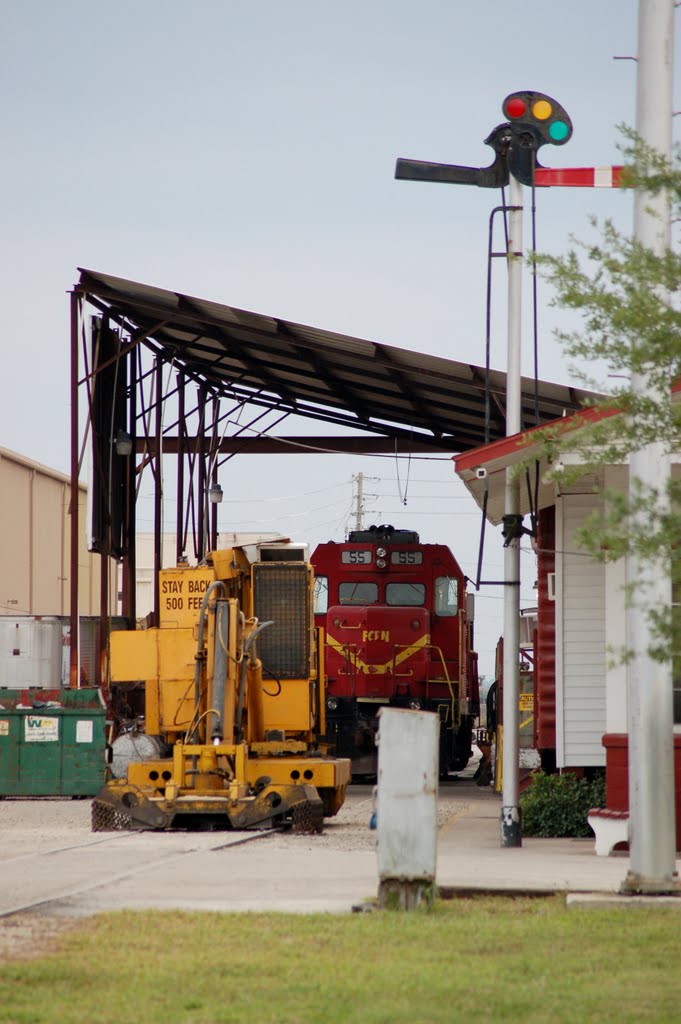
(532, 131, 681, 662)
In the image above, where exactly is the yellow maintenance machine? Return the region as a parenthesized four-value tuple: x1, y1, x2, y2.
(92, 541, 351, 833)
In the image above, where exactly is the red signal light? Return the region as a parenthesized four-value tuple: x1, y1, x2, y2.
(505, 97, 527, 120)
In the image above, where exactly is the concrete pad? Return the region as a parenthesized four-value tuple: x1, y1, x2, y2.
(567, 892, 681, 910)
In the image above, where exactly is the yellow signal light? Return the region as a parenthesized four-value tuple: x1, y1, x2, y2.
(532, 99, 552, 121)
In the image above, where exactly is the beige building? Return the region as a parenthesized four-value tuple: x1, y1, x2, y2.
(0, 445, 108, 617)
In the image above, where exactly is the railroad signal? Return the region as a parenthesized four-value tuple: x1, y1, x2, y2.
(395, 92, 574, 190)
(502, 91, 572, 147)
(395, 86, 628, 193)
(502, 91, 573, 186)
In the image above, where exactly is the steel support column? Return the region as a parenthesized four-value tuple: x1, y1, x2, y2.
(153, 356, 163, 627)
(176, 371, 186, 563)
(69, 291, 80, 687)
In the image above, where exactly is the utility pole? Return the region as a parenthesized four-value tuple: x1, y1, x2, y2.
(621, 0, 679, 895)
(354, 472, 364, 531)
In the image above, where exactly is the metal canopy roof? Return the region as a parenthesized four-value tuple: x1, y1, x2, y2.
(75, 267, 597, 453)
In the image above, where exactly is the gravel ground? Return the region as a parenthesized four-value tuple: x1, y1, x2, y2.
(0, 788, 470, 856)
(0, 797, 93, 856)
(267, 789, 469, 852)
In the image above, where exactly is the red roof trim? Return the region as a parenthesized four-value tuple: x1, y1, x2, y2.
(452, 403, 615, 474)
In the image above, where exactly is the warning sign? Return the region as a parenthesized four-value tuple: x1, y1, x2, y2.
(159, 567, 215, 627)
(25, 716, 59, 743)
(519, 693, 534, 712)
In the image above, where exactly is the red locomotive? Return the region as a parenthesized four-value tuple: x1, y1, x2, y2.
(311, 525, 479, 777)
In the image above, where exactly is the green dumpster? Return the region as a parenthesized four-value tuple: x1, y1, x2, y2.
(0, 688, 107, 796)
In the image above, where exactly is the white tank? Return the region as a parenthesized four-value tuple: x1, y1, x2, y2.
(110, 731, 168, 779)
(0, 616, 63, 687)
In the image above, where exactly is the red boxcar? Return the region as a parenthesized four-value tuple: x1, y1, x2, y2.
(311, 525, 479, 777)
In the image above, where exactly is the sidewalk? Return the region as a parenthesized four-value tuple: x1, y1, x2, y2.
(435, 786, 681, 906)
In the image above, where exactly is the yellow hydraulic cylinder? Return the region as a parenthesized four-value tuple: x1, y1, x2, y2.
(246, 657, 265, 743)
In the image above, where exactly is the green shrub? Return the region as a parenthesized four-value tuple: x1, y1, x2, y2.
(520, 770, 606, 837)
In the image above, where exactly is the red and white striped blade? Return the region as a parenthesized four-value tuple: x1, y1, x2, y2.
(534, 166, 624, 188)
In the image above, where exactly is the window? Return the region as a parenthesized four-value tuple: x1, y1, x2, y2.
(385, 582, 425, 606)
(434, 576, 458, 617)
(313, 576, 328, 614)
(338, 582, 379, 605)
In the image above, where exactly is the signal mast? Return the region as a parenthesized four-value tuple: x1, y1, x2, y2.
(395, 90, 626, 848)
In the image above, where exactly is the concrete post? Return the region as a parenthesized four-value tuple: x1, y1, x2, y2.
(376, 707, 438, 909)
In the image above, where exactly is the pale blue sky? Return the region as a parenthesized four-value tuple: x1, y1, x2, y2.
(2, 1, 675, 674)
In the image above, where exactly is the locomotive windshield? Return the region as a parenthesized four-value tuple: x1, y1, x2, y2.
(313, 576, 328, 614)
(435, 576, 458, 616)
(385, 583, 426, 606)
(338, 582, 379, 605)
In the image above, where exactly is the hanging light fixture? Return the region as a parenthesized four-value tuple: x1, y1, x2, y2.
(115, 429, 133, 456)
(209, 482, 223, 504)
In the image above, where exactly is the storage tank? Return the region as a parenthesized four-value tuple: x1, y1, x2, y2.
(0, 617, 64, 687)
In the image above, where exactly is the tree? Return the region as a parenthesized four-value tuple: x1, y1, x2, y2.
(531, 132, 681, 663)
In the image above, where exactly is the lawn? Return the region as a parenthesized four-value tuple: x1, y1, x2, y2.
(0, 896, 679, 1023)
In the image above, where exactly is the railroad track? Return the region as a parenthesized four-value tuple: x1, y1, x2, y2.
(0, 824, 282, 920)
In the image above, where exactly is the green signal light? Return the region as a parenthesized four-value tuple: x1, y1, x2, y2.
(549, 120, 570, 142)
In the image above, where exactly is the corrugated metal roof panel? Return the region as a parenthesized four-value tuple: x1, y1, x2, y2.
(76, 267, 599, 451)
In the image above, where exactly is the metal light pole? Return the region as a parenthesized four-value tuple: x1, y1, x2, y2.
(501, 173, 523, 846)
(622, 0, 679, 894)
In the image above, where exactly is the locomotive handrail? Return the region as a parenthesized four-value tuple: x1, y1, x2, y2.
(458, 608, 467, 687)
(425, 644, 458, 704)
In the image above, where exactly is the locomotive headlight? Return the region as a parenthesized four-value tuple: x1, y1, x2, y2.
(327, 697, 338, 711)
(376, 558, 386, 568)
(376, 547, 387, 558)
(409, 699, 422, 711)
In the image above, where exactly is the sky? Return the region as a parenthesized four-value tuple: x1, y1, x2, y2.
(3, 1, 677, 678)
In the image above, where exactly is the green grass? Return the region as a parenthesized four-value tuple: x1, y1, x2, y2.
(1, 897, 680, 1023)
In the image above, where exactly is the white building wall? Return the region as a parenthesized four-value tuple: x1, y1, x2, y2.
(556, 491, 607, 767)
